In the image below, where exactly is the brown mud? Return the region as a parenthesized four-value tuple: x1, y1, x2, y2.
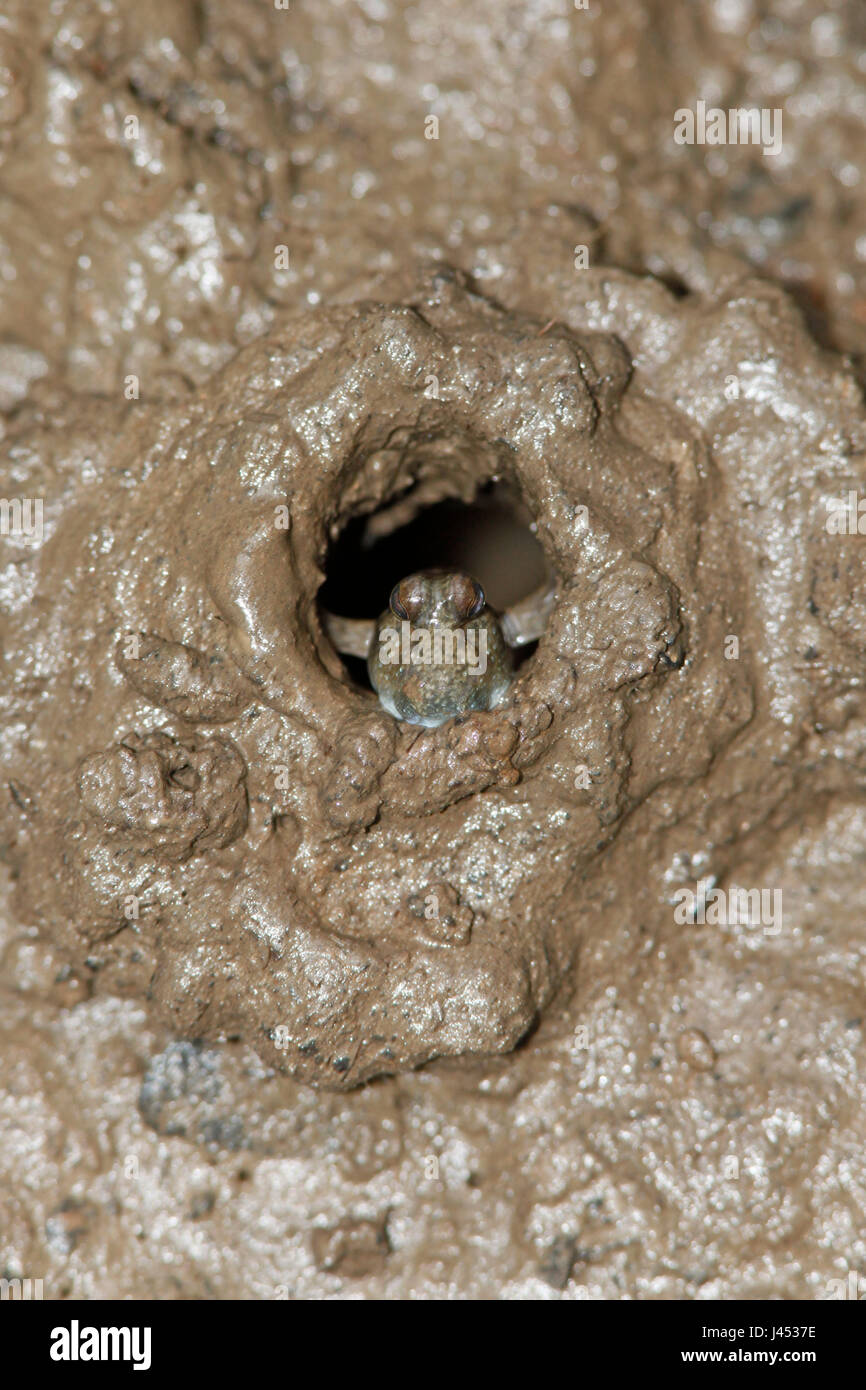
(1, 0, 866, 1298)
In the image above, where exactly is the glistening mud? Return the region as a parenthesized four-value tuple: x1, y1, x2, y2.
(3, 0, 866, 1305)
(6, 261, 863, 1093)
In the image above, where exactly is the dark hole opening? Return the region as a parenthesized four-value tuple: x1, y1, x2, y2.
(319, 481, 551, 687)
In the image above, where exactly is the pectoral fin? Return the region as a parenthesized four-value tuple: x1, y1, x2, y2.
(500, 576, 559, 647)
(321, 610, 376, 659)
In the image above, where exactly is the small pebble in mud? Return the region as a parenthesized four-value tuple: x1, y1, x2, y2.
(312, 1216, 391, 1278)
(676, 1028, 717, 1072)
(45, 1198, 97, 1255)
(407, 882, 474, 945)
(189, 1191, 217, 1221)
(539, 1233, 581, 1290)
(138, 1040, 227, 1140)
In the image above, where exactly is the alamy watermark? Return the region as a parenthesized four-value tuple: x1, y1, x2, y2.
(379, 620, 488, 676)
(0, 496, 43, 543)
(673, 878, 782, 935)
(674, 100, 782, 158)
(825, 491, 866, 535)
(1, 1276, 43, 1300)
(825, 1270, 866, 1300)
(50, 1321, 151, 1370)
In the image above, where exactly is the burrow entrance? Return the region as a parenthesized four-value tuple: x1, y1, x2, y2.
(319, 481, 551, 687)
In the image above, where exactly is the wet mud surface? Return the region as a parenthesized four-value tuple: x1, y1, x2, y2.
(2, 0, 866, 1298)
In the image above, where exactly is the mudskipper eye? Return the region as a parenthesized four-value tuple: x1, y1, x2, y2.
(449, 573, 485, 619)
(467, 580, 485, 617)
(389, 582, 411, 620)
